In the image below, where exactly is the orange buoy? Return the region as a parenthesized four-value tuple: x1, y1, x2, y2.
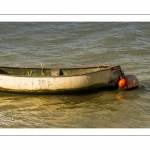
(118, 75, 139, 90)
(118, 78, 127, 88)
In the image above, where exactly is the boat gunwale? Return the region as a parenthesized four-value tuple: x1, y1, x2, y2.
(0, 64, 120, 78)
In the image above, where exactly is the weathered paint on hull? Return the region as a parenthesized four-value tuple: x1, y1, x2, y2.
(0, 66, 121, 94)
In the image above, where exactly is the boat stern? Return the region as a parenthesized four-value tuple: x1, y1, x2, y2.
(107, 65, 122, 89)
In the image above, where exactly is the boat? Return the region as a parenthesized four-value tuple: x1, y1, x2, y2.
(0, 64, 123, 94)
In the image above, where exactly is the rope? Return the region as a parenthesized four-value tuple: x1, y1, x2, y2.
(41, 63, 45, 76)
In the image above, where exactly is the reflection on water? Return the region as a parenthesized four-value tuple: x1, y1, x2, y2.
(116, 90, 140, 100)
(0, 22, 150, 128)
(0, 85, 149, 128)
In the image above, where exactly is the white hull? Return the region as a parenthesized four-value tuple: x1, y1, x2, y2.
(0, 65, 121, 94)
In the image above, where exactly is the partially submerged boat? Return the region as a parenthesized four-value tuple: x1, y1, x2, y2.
(0, 64, 122, 94)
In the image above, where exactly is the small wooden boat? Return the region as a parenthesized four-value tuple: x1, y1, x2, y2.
(0, 64, 122, 94)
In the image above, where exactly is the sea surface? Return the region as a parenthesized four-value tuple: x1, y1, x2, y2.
(0, 22, 150, 128)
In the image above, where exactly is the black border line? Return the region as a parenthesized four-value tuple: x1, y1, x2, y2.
(0, 14, 150, 15)
(0, 135, 150, 136)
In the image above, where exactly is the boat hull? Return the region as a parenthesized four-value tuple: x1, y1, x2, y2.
(0, 65, 121, 94)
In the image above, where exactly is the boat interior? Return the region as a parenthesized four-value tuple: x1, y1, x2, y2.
(0, 65, 110, 77)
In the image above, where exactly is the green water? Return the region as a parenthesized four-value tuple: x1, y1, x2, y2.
(0, 22, 150, 128)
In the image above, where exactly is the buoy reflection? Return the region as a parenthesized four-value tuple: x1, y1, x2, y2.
(116, 92, 125, 100)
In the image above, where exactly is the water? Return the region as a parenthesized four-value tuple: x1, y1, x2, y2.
(0, 22, 150, 128)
